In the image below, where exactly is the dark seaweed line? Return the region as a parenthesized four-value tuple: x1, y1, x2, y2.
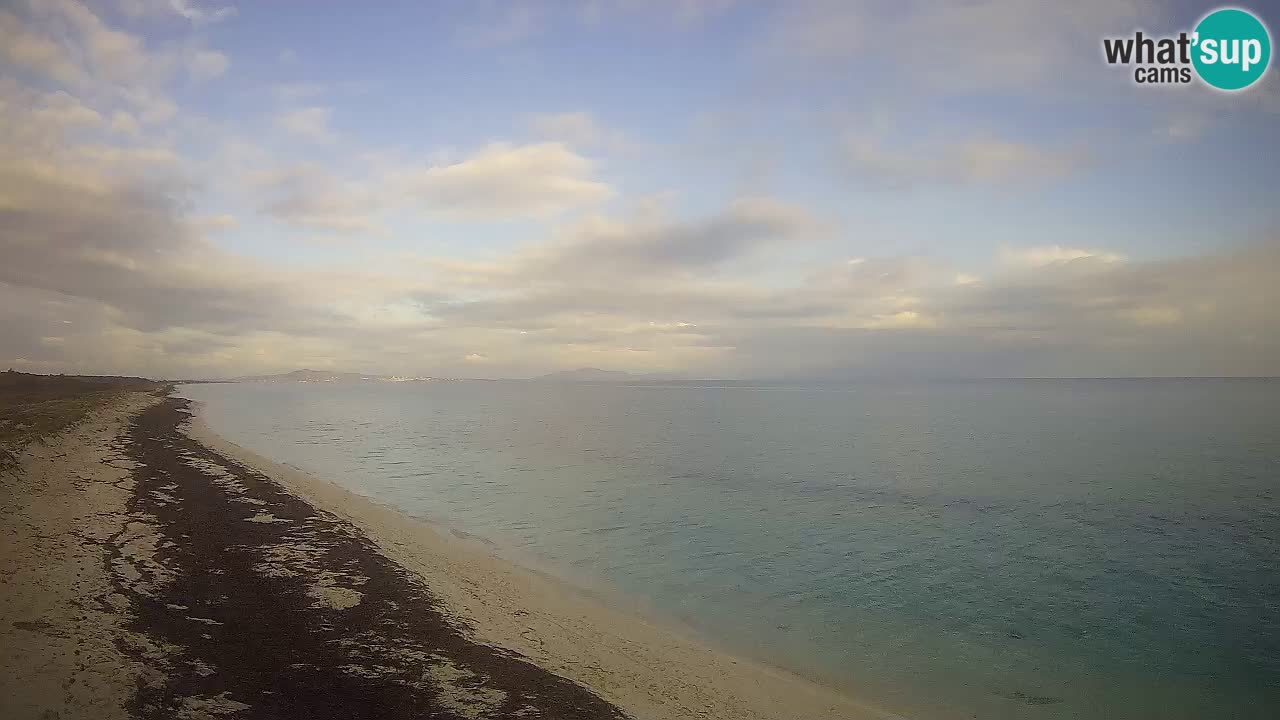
(112, 397, 630, 720)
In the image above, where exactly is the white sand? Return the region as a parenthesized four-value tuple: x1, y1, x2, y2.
(186, 408, 908, 720)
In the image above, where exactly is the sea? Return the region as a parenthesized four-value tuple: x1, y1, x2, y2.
(176, 378, 1280, 719)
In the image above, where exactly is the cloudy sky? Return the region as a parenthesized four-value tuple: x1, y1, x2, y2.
(2, 0, 1278, 379)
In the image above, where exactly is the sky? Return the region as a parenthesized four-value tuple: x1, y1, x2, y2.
(1, 0, 1278, 380)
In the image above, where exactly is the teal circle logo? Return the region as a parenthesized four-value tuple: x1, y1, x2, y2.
(1192, 8, 1271, 90)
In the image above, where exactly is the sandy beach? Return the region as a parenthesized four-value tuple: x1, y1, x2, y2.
(2, 381, 899, 719)
(1, 387, 165, 719)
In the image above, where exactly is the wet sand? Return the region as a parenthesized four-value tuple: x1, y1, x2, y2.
(3, 387, 899, 719)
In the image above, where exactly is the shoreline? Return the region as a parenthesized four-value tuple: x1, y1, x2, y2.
(6, 391, 632, 719)
(3, 383, 904, 719)
(183, 396, 904, 720)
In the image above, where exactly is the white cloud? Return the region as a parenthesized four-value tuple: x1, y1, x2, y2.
(109, 110, 141, 137)
(1154, 115, 1208, 143)
(528, 111, 636, 156)
(275, 106, 336, 143)
(530, 112, 606, 146)
(188, 49, 229, 81)
(119, 87, 177, 124)
(166, 0, 236, 23)
(999, 246, 1124, 268)
(1, 0, 228, 131)
(45, 0, 152, 84)
(119, 0, 237, 24)
(35, 91, 104, 128)
(274, 83, 325, 103)
(193, 214, 239, 231)
(0, 9, 85, 86)
(402, 142, 613, 219)
(3, 0, 155, 89)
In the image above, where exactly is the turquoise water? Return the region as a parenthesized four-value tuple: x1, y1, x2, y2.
(177, 379, 1280, 719)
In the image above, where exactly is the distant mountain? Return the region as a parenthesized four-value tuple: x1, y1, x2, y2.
(219, 368, 697, 385)
(231, 369, 441, 384)
(232, 369, 446, 384)
(233, 369, 365, 383)
(535, 368, 635, 382)
(533, 368, 692, 383)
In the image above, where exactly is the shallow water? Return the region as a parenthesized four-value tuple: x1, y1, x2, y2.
(178, 379, 1280, 719)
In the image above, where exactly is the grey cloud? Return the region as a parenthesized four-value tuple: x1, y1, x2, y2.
(2, 0, 1276, 381)
(7, 125, 1276, 380)
(726, 302, 841, 320)
(696, 325, 1076, 380)
(414, 200, 821, 338)
(531, 199, 817, 276)
(454, 0, 738, 47)
(0, 163, 285, 334)
(839, 132, 1087, 188)
(255, 163, 379, 233)
(0, 135, 459, 376)
(414, 215, 1280, 378)
(0, 107, 416, 368)
(943, 245, 1280, 338)
(718, 244, 1280, 378)
(764, 0, 1153, 92)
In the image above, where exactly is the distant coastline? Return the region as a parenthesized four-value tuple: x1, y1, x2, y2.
(166, 366, 1280, 387)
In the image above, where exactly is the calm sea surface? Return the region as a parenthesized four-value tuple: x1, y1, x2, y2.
(176, 379, 1280, 719)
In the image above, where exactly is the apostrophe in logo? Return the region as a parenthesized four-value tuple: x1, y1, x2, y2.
(1192, 8, 1271, 90)
(1102, 6, 1271, 91)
